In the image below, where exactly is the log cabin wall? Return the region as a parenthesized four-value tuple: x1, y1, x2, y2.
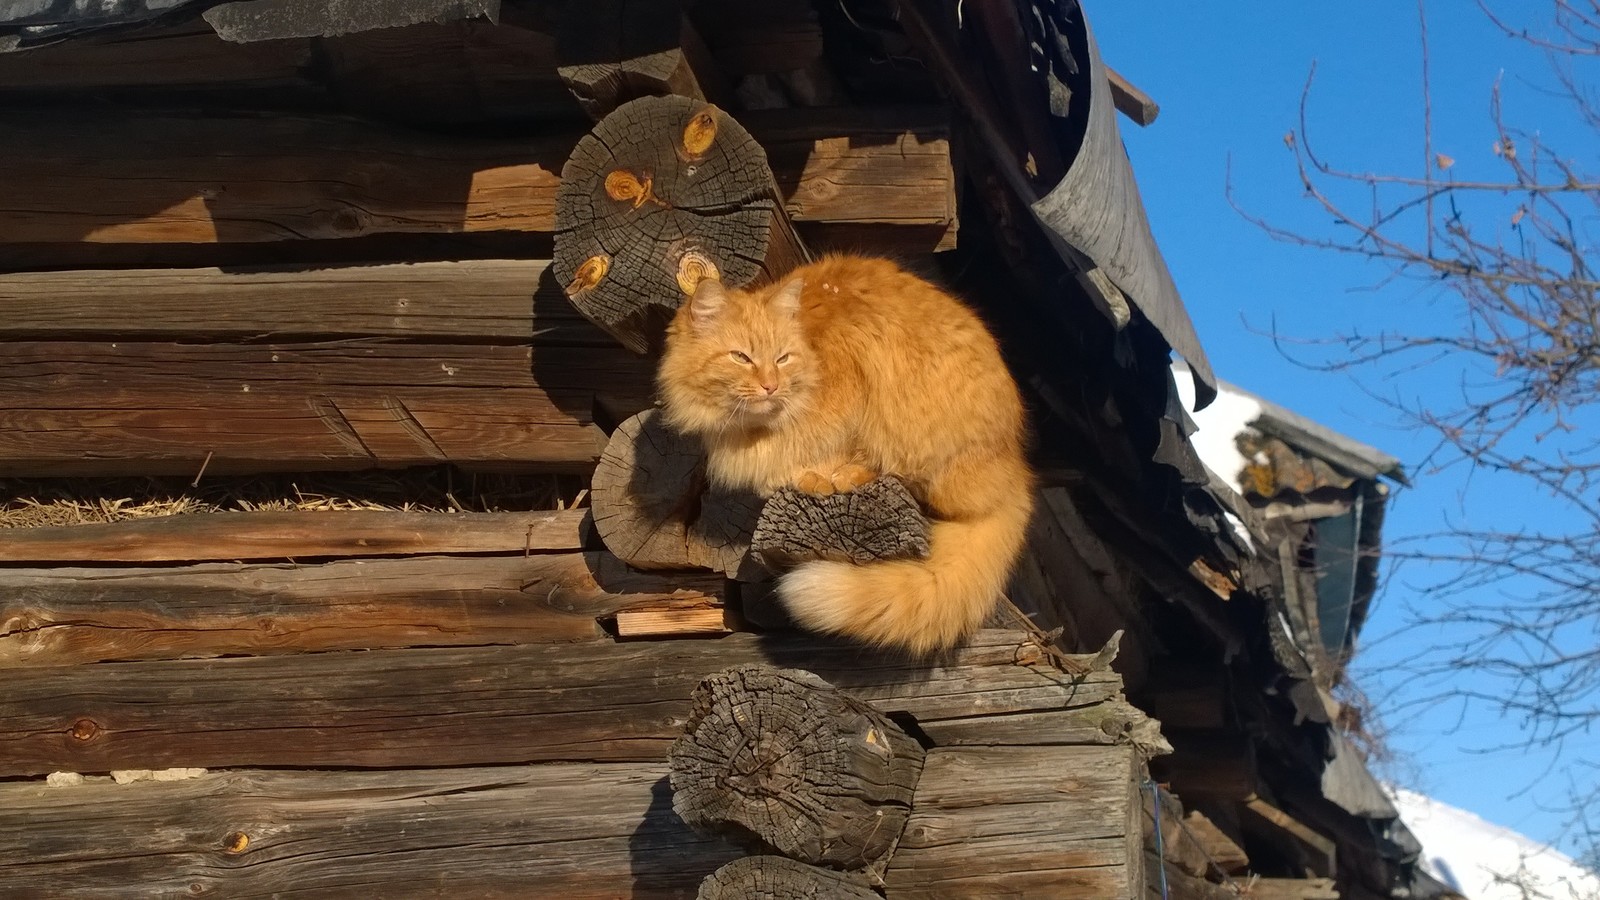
(0, 1, 1445, 898)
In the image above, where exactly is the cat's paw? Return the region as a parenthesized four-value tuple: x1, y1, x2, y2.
(795, 470, 836, 496)
(829, 464, 877, 492)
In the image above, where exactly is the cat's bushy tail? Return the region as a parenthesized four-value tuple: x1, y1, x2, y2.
(775, 491, 1034, 655)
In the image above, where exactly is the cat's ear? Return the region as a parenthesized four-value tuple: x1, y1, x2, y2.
(769, 277, 803, 318)
(686, 278, 727, 328)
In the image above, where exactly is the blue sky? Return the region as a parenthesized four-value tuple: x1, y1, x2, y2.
(1086, 2, 1598, 858)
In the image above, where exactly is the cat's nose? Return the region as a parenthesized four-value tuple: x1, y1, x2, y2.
(760, 380, 779, 395)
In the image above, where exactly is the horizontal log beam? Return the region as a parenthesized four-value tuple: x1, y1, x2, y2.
(883, 745, 1141, 898)
(0, 107, 953, 253)
(0, 763, 740, 897)
(0, 629, 1119, 775)
(0, 260, 605, 343)
(0, 551, 722, 666)
(0, 340, 654, 476)
(0, 508, 587, 564)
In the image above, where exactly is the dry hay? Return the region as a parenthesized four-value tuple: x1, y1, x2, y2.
(0, 467, 587, 529)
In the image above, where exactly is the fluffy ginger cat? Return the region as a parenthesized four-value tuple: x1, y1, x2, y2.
(657, 255, 1034, 654)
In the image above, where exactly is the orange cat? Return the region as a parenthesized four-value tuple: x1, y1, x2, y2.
(657, 255, 1034, 654)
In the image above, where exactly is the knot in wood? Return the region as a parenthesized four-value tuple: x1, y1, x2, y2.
(67, 718, 100, 742)
(222, 831, 249, 854)
(669, 665, 924, 871)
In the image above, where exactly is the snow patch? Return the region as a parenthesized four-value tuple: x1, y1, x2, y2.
(1172, 365, 1262, 494)
(1390, 788, 1600, 900)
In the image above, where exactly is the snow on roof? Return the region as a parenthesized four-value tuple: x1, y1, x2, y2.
(1391, 788, 1600, 900)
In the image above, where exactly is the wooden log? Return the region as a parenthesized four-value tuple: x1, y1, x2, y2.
(883, 745, 1143, 898)
(553, 94, 810, 352)
(0, 552, 721, 666)
(1142, 852, 1236, 900)
(1242, 877, 1340, 899)
(691, 0, 824, 76)
(0, 108, 950, 260)
(588, 409, 764, 577)
(0, 508, 587, 564)
(1181, 810, 1250, 874)
(0, 763, 742, 897)
(1107, 66, 1161, 126)
(319, 18, 584, 125)
(0, 340, 656, 476)
(0, 260, 606, 343)
(670, 665, 924, 870)
(1240, 795, 1337, 879)
(612, 598, 733, 639)
(696, 856, 877, 899)
(0, 629, 1118, 774)
(0, 22, 316, 96)
(749, 476, 930, 569)
(555, 0, 726, 119)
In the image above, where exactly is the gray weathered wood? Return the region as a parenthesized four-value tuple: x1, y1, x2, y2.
(883, 745, 1142, 898)
(0, 763, 740, 898)
(697, 856, 878, 899)
(0, 629, 1117, 775)
(553, 94, 810, 352)
(0, 551, 720, 666)
(0, 508, 587, 564)
(671, 666, 923, 870)
(589, 409, 764, 577)
(750, 475, 929, 569)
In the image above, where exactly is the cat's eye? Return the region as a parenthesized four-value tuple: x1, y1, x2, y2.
(775, 353, 791, 365)
(729, 351, 753, 364)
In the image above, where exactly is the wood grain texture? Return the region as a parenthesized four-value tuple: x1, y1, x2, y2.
(0, 508, 587, 564)
(749, 475, 929, 569)
(0, 629, 1119, 775)
(697, 856, 878, 899)
(589, 409, 763, 577)
(0, 551, 720, 666)
(0, 259, 607, 343)
(670, 665, 923, 870)
(883, 745, 1141, 898)
(0, 340, 653, 475)
(0, 763, 741, 898)
(0, 107, 951, 246)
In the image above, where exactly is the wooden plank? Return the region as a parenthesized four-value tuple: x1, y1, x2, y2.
(1244, 878, 1340, 899)
(884, 745, 1140, 898)
(0, 763, 740, 897)
(1241, 796, 1337, 879)
(0, 341, 653, 476)
(0, 630, 1122, 775)
(1107, 66, 1160, 126)
(0, 552, 721, 667)
(0, 260, 607, 342)
(0, 508, 587, 564)
(0, 107, 953, 248)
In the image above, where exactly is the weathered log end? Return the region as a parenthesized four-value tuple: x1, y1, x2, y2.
(696, 856, 879, 900)
(553, 94, 806, 352)
(750, 475, 931, 570)
(555, 0, 722, 120)
(669, 664, 925, 871)
(589, 409, 763, 576)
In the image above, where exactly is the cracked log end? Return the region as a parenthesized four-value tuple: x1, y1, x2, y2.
(696, 856, 878, 899)
(552, 94, 795, 353)
(588, 409, 762, 576)
(669, 664, 924, 871)
(750, 475, 931, 570)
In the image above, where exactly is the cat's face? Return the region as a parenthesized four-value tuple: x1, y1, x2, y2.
(660, 277, 813, 431)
